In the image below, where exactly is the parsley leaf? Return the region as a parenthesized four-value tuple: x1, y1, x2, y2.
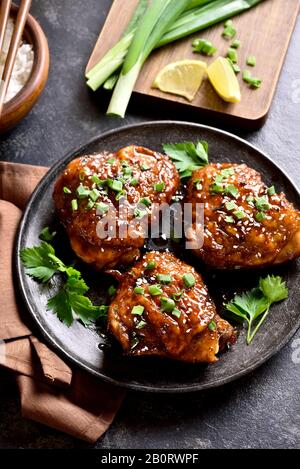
(20, 241, 108, 327)
(20, 242, 61, 282)
(39, 226, 56, 242)
(163, 140, 209, 178)
(259, 275, 288, 304)
(225, 275, 288, 344)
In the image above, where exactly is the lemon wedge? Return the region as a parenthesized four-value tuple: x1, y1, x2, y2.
(207, 57, 241, 103)
(152, 60, 207, 102)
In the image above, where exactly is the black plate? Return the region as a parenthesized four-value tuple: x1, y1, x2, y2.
(15, 121, 300, 393)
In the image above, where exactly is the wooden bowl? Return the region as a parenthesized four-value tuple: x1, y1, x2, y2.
(0, 4, 50, 133)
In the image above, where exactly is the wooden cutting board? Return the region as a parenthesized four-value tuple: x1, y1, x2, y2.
(86, 0, 299, 128)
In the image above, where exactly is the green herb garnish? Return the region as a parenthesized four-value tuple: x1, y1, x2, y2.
(39, 226, 56, 242)
(182, 273, 196, 288)
(149, 284, 163, 296)
(222, 20, 236, 39)
(227, 47, 238, 63)
(157, 273, 173, 284)
(233, 210, 246, 220)
(255, 212, 265, 222)
(96, 202, 109, 214)
(108, 285, 117, 296)
(231, 39, 240, 49)
(63, 187, 72, 194)
(225, 200, 237, 211)
(208, 320, 216, 331)
(20, 242, 107, 326)
(145, 260, 157, 271)
(267, 186, 276, 196)
(172, 308, 181, 318)
(71, 199, 78, 211)
(160, 297, 176, 312)
(153, 182, 165, 192)
(136, 320, 147, 330)
(134, 286, 145, 295)
(255, 196, 270, 212)
(76, 185, 90, 199)
(192, 38, 217, 56)
(131, 305, 144, 316)
(139, 197, 152, 207)
(246, 55, 256, 66)
(225, 184, 239, 198)
(107, 179, 123, 192)
(225, 275, 288, 344)
(163, 140, 208, 179)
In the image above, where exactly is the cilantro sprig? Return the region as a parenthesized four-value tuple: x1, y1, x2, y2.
(225, 275, 288, 344)
(163, 140, 209, 178)
(20, 241, 107, 327)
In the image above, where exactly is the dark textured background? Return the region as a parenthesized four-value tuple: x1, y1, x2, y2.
(0, 0, 299, 449)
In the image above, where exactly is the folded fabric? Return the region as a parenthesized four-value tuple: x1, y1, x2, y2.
(0, 161, 125, 443)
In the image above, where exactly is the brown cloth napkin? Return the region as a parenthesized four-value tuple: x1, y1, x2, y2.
(0, 161, 125, 443)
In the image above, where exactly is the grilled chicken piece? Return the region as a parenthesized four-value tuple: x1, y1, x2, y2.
(185, 163, 300, 269)
(53, 146, 180, 270)
(108, 251, 236, 363)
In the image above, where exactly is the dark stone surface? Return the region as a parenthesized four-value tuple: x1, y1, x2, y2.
(0, 0, 299, 449)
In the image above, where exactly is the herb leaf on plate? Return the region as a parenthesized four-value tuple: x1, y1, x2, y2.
(20, 241, 108, 327)
(48, 276, 108, 327)
(163, 140, 209, 178)
(225, 275, 288, 344)
(20, 242, 61, 282)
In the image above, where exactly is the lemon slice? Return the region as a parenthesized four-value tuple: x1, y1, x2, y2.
(152, 60, 207, 102)
(207, 57, 241, 103)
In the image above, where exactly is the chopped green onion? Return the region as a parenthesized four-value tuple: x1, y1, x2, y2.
(108, 285, 117, 296)
(172, 308, 181, 318)
(222, 19, 236, 39)
(139, 197, 152, 207)
(221, 167, 235, 178)
(91, 175, 101, 185)
(89, 188, 101, 202)
(115, 190, 127, 201)
(225, 215, 235, 223)
(233, 210, 246, 220)
(86, 200, 95, 210)
(192, 38, 217, 56)
(134, 208, 147, 219)
(107, 158, 116, 164)
(131, 305, 144, 316)
(208, 320, 216, 331)
(231, 39, 240, 48)
(255, 212, 265, 222)
(71, 199, 78, 211)
(227, 58, 240, 73)
(194, 179, 203, 190)
(76, 185, 90, 199)
(141, 163, 150, 171)
(247, 55, 256, 66)
(226, 47, 238, 63)
(145, 260, 157, 270)
(160, 297, 176, 312)
(243, 70, 262, 88)
(79, 170, 86, 181)
(123, 166, 132, 176)
(154, 182, 166, 192)
(225, 200, 237, 211)
(172, 291, 184, 301)
(63, 187, 72, 194)
(136, 320, 147, 329)
(134, 286, 145, 294)
(247, 195, 255, 205)
(107, 179, 123, 192)
(255, 196, 270, 211)
(130, 177, 139, 186)
(210, 183, 223, 194)
(225, 184, 239, 198)
(267, 186, 276, 196)
(96, 202, 109, 214)
(182, 272, 196, 288)
(149, 284, 163, 296)
(131, 336, 140, 349)
(157, 273, 173, 284)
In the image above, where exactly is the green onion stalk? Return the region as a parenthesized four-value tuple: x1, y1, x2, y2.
(86, 0, 215, 91)
(107, 0, 191, 117)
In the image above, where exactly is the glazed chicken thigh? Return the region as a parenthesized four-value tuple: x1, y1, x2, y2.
(53, 146, 180, 270)
(185, 163, 300, 269)
(108, 251, 236, 363)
